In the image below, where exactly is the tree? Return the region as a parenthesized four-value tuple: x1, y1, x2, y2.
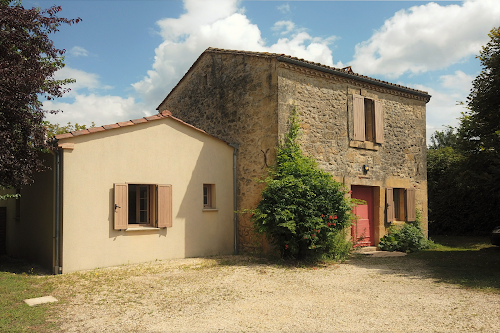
(250, 109, 354, 260)
(43, 121, 95, 139)
(460, 27, 500, 157)
(428, 27, 500, 235)
(0, 1, 80, 190)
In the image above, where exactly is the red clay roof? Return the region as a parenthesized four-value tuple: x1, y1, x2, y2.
(157, 47, 430, 109)
(54, 110, 223, 143)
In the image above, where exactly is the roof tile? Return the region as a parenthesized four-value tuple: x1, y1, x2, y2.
(131, 118, 148, 124)
(117, 121, 134, 127)
(88, 127, 105, 133)
(102, 123, 120, 130)
(53, 110, 225, 145)
(54, 133, 73, 139)
(71, 129, 91, 136)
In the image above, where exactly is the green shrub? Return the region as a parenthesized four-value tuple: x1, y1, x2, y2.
(249, 108, 355, 260)
(378, 211, 431, 253)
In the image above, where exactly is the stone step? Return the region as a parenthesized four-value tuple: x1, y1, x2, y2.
(354, 246, 378, 253)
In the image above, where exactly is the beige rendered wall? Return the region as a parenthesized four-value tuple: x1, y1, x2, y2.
(58, 118, 234, 273)
(277, 63, 429, 241)
(0, 155, 56, 270)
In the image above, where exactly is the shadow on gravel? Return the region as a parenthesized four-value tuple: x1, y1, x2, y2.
(348, 236, 500, 293)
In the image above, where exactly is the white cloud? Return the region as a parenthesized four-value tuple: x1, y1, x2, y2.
(272, 20, 295, 35)
(410, 76, 473, 143)
(43, 67, 140, 127)
(133, 0, 337, 107)
(440, 70, 475, 93)
(69, 46, 89, 57)
(54, 66, 112, 97)
(277, 3, 291, 14)
(43, 94, 149, 128)
(350, 0, 500, 77)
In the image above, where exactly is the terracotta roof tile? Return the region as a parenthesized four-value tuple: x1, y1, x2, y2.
(53, 110, 223, 144)
(131, 118, 148, 124)
(117, 121, 134, 127)
(55, 133, 73, 139)
(88, 127, 105, 133)
(71, 129, 91, 136)
(102, 123, 120, 130)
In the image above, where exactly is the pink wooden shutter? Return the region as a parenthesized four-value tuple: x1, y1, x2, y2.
(353, 94, 365, 141)
(386, 188, 394, 223)
(374, 100, 384, 143)
(157, 184, 172, 228)
(406, 188, 416, 222)
(114, 184, 128, 230)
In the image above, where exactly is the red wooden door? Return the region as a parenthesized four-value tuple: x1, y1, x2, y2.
(351, 186, 374, 246)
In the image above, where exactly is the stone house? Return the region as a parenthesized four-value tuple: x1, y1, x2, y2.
(158, 47, 431, 251)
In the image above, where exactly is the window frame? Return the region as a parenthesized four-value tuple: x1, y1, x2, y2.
(203, 184, 216, 210)
(113, 183, 172, 230)
(353, 94, 384, 144)
(386, 187, 416, 223)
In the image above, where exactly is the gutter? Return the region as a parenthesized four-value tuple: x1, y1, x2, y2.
(53, 141, 62, 275)
(277, 56, 432, 102)
(229, 143, 239, 255)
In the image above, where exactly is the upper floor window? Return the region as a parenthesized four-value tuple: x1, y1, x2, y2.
(353, 94, 384, 143)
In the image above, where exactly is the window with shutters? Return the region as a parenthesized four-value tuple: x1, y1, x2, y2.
(113, 183, 172, 230)
(386, 187, 416, 223)
(353, 94, 384, 144)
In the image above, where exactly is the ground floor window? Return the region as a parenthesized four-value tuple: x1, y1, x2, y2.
(203, 184, 215, 209)
(114, 183, 172, 230)
(386, 187, 416, 223)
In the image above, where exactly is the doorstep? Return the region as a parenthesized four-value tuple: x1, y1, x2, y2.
(354, 246, 407, 257)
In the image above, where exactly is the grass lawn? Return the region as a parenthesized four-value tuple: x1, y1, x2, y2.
(0, 256, 56, 333)
(410, 235, 500, 293)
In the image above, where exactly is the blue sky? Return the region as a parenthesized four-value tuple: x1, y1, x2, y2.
(23, 0, 500, 142)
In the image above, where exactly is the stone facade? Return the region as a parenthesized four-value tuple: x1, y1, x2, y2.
(158, 48, 430, 252)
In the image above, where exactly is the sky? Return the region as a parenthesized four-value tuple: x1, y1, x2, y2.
(22, 0, 500, 142)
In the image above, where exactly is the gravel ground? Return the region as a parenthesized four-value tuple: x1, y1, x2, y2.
(51, 255, 500, 332)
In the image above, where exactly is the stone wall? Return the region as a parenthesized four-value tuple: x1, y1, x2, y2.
(277, 63, 428, 236)
(159, 52, 280, 252)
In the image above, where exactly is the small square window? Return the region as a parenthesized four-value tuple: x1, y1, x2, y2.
(203, 184, 215, 209)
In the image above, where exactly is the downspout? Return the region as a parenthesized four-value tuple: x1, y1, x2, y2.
(54, 144, 62, 275)
(229, 143, 239, 255)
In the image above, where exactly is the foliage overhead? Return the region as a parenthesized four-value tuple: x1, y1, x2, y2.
(0, 1, 80, 189)
(250, 108, 354, 260)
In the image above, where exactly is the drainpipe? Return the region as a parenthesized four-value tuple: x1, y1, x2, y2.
(54, 145, 62, 275)
(229, 143, 239, 255)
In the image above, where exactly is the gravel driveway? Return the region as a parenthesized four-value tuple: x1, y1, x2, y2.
(51, 255, 500, 332)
